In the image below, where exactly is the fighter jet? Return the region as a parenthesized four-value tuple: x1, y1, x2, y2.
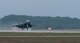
(13, 20, 33, 30)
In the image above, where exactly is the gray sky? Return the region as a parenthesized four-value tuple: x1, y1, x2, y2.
(0, 0, 80, 18)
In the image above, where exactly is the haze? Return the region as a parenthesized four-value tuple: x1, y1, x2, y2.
(0, 0, 80, 18)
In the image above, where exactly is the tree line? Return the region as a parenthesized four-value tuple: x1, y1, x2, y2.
(0, 15, 80, 29)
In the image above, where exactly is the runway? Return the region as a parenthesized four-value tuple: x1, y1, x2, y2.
(0, 30, 80, 33)
(0, 30, 80, 37)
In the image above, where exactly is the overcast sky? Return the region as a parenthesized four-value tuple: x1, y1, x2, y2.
(0, 0, 80, 18)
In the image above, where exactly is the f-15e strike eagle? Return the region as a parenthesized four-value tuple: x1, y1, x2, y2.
(13, 20, 33, 30)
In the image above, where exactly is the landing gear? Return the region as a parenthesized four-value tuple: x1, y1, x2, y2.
(22, 28, 23, 30)
(27, 28, 28, 30)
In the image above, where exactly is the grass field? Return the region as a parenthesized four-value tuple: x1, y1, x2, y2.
(0, 32, 80, 43)
(0, 32, 80, 36)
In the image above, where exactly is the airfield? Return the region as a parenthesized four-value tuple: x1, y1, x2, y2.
(0, 29, 80, 43)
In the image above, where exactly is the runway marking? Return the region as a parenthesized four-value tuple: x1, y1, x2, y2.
(0, 36, 80, 37)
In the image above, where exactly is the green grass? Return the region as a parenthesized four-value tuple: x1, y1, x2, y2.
(0, 32, 80, 43)
(0, 32, 80, 36)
